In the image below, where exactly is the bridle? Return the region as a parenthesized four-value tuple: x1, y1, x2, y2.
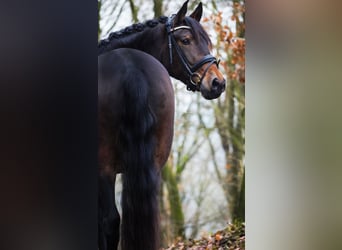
(166, 15, 220, 91)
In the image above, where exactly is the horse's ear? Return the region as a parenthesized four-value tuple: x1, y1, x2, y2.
(190, 2, 203, 22)
(173, 0, 189, 26)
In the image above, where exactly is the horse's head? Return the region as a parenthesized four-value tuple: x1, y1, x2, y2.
(166, 1, 226, 100)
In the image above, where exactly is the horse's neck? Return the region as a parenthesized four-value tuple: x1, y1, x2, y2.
(99, 24, 170, 75)
(106, 25, 164, 59)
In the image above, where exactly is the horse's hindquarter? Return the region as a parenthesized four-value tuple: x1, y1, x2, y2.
(147, 60, 175, 170)
(98, 48, 174, 174)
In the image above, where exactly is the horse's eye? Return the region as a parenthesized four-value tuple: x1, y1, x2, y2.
(181, 38, 190, 45)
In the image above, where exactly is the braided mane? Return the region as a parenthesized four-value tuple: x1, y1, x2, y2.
(98, 16, 168, 54)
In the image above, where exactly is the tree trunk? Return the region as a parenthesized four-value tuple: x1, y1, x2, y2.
(153, 0, 163, 18)
(162, 163, 185, 239)
(98, 0, 101, 40)
(233, 169, 245, 222)
(128, 0, 138, 22)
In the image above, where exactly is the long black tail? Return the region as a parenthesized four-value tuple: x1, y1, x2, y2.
(119, 70, 160, 250)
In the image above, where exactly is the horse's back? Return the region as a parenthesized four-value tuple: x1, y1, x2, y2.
(98, 48, 169, 87)
(98, 48, 173, 116)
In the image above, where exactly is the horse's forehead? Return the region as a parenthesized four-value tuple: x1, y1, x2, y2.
(174, 27, 208, 43)
(174, 28, 191, 36)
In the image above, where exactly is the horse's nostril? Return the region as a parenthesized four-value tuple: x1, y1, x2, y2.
(212, 78, 219, 87)
(212, 78, 226, 92)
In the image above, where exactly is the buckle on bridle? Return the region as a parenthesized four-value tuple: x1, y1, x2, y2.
(190, 73, 201, 85)
(187, 57, 219, 92)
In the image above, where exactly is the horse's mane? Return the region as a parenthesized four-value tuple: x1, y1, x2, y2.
(98, 16, 212, 55)
(98, 16, 168, 54)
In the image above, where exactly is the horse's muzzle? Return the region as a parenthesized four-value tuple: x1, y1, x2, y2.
(211, 78, 226, 94)
(200, 78, 226, 100)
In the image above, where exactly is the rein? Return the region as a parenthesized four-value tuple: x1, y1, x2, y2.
(166, 16, 220, 91)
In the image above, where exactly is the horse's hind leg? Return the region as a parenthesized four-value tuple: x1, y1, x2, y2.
(98, 174, 120, 250)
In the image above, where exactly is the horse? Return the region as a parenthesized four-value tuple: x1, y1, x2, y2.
(98, 1, 226, 250)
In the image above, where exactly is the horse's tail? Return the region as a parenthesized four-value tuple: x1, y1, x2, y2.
(119, 70, 160, 250)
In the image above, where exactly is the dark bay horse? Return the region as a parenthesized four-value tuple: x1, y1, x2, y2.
(98, 1, 226, 250)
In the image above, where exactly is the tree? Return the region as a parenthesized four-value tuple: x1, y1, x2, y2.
(153, 0, 163, 18)
(98, 0, 127, 39)
(98, 0, 102, 39)
(160, 84, 208, 244)
(202, 0, 245, 222)
(128, 0, 139, 22)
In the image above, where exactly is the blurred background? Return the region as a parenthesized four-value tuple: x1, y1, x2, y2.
(98, 0, 245, 246)
(1, 0, 342, 249)
(99, 0, 342, 249)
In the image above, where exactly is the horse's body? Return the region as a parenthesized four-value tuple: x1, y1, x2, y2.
(98, 1, 226, 250)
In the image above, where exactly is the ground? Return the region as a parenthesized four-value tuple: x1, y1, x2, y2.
(162, 223, 245, 250)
